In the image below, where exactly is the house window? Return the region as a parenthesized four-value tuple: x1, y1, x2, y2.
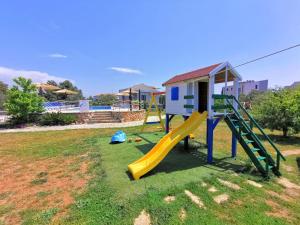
(171, 87, 179, 100)
(141, 95, 146, 101)
(255, 85, 258, 89)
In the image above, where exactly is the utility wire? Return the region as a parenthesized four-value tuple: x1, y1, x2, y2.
(234, 43, 300, 69)
(214, 43, 300, 76)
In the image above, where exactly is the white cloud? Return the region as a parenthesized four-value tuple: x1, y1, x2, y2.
(0, 66, 70, 86)
(48, 53, 67, 58)
(109, 67, 142, 75)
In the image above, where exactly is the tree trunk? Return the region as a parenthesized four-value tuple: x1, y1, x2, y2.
(283, 127, 288, 137)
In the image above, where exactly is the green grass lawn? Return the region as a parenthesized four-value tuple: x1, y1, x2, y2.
(0, 116, 300, 225)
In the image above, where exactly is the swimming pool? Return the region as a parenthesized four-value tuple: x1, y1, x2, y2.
(89, 106, 112, 110)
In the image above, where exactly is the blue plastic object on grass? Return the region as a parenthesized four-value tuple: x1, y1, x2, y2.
(111, 130, 127, 143)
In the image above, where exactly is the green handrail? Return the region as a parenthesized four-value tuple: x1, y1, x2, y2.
(225, 98, 272, 159)
(228, 95, 285, 161)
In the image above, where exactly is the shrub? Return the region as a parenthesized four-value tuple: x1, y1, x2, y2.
(4, 77, 44, 124)
(39, 112, 76, 126)
(252, 87, 300, 137)
(0, 81, 8, 110)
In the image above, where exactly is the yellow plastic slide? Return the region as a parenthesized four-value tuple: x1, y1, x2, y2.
(128, 111, 207, 180)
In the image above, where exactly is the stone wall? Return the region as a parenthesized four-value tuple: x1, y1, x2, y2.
(68, 112, 92, 124)
(112, 110, 145, 122)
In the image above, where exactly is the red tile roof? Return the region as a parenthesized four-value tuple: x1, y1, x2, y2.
(163, 63, 222, 86)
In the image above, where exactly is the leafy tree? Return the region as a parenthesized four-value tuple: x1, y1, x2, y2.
(0, 81, 8, 110)
(252, 88, 300, 137)
(92, 94, 118, 106)
(38, 80, 59, 102)
(238, 93, 247, 102)
(58, 80, 83, 101)
(4, 77, 44, 124)
(239, 90, 264, 103)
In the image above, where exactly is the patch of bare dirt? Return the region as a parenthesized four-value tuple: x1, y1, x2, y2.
(184, 190, 206, 209)
(164, 196, 176, 203)
(213, 194, 229, 204)
(265, 200, 293, 222)
(134, 210, 151, 225)
(0, 155, 92, 224)
(282, 149, 300, 156)
(284, 187, 300, 198)
(266, 190, 292, 202)
(282, 164, 294, 172)
(277, 177, 300, 190)
(201, 182, 207, 187)
(179, 208, 186, 221)
(208, 186, 218, 193)
(233, 199, 243, 206)
(217, 178, 241, 190)
(246, 180, 263, 188)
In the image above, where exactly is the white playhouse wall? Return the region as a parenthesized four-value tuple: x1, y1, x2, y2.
(165, 81, 197, 116)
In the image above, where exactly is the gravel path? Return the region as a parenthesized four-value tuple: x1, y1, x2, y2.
(0, 115, 165, 133)
(0, 120, 144, 133)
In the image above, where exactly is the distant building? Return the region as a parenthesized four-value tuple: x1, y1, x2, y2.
(118, 83, 160, 103)
(222, 80, 268, 95)
(284, 81, 300, 89)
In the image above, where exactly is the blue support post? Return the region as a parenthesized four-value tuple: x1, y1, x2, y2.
(206, 117, 221, 164)
(231, 133, 237, 158)
(165, 113, 170, 134)
(207, 118, 214, 164)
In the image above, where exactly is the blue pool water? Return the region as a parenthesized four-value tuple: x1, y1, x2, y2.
(89, 106, 112, 110)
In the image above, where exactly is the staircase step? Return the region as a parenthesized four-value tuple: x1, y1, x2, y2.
(92, 116, 113, 119)
(88, 120, 119, 123)
(257, 156, 266, 161)
(241, 132, 249, 136)
(251, 147, 260, 152)
(244, 139, 254, 144)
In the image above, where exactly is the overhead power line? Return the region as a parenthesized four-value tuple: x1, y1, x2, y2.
(214, 43, 300, 76)
(234, 43, 300, 69)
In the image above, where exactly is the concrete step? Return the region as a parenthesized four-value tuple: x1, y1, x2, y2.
(89, 118, 119, 121)
(90, 116, 113, 119)
(92, 112, 112, 115)
(87, 120, 120, 123)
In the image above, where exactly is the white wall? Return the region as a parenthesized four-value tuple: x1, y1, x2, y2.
(165, 82, 188, 115)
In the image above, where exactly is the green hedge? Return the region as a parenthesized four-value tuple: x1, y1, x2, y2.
(39, 112, 76, 126)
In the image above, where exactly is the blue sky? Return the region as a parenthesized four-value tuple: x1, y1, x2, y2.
(0, 0, 300, 96)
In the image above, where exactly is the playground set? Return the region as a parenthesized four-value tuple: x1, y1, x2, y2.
(141, 91, 165, 132)
(128, 62, 285, 180)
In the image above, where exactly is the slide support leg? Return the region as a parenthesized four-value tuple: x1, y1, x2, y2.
(231, 133, 237, 158)
(165, 113, 170, 134)
(183, 116, 189, 150)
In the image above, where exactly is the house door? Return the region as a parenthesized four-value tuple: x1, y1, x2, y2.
(198, 82, 208, 113)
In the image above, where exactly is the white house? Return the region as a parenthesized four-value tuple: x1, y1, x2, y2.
(222, 79, 268, 95)
(118, 83, 161, 103)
